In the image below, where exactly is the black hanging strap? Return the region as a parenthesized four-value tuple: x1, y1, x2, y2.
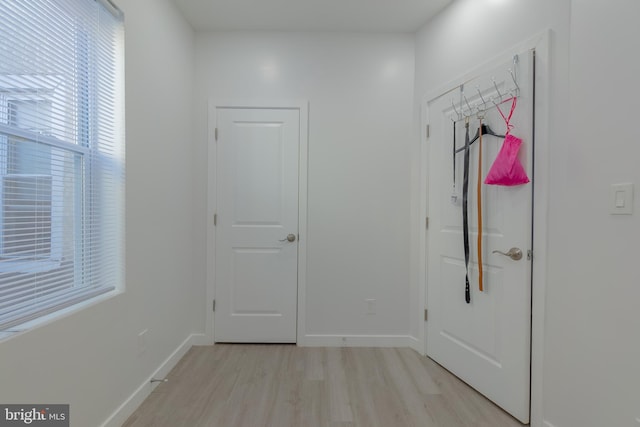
(462, 119, 471, 304)
(452, 120, 456, 188)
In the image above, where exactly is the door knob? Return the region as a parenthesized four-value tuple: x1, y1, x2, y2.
(492, 247, 522, 261)
(279, 234, 296, 243)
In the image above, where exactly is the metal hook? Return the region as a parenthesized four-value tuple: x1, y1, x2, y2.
(476, 86, 488, 111)
(492, 77, 503, 101)
(451, 99, 461, 120)
(463, 93, 474, 116)
(508, 68, 520, 95)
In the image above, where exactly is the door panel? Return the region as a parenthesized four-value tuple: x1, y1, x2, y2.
(233, 123, 284, 225)
(426, 51, 534, 423)
(215, 107, 299, 343)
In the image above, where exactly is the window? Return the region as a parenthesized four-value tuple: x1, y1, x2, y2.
(0, 0, 125, 331)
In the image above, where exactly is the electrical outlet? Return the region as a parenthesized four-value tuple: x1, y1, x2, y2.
(365, 299, 376, 315)
(137, 329, 148, 356)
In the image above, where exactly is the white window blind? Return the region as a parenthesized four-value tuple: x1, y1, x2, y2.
(0, 0, 125, 330)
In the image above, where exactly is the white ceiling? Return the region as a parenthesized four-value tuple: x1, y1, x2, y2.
(171, 0, 454, 32)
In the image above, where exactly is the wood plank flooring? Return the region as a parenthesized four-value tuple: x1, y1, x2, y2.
(123, 345, 525, 427)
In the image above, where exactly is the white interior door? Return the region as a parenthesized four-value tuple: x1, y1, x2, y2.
(215, 107, 299, 343)
(425, 51, 534, 423)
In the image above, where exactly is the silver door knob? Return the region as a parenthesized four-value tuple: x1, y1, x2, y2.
(492, 247, 522, 261)
(279, 234, 296, 242)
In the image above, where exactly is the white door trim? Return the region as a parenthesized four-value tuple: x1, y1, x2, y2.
(417, 31, 550, 427)
(206, 99, 309, 346)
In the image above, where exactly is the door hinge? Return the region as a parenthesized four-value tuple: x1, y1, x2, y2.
(215, 127, 218, 141)
(213, 213, 217, 226)
(527, 250, 533, 261)
(426, 124, 430, 139)
(424, 309, 428, 321)
(212, 299, 216, 312)
(426, 217, 429, 229)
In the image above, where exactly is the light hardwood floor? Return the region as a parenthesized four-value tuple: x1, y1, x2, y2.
(123, 345, 525, 427)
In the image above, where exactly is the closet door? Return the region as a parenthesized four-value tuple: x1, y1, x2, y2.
(214, 107, 300, 343)
(425, 50, 534, 423)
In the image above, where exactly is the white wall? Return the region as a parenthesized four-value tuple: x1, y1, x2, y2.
(193, 32, 415, 343)
(0, 1, 199, 425)
(542, 1, 640, 426)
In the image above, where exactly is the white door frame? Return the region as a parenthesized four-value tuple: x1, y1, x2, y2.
(417, 32, 550, 427)
(206, 99, 309, 345)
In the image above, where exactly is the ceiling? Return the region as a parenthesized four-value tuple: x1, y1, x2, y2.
(171, 0, 454, 33)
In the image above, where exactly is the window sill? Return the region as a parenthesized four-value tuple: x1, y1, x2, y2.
(0, 288, 123, 343)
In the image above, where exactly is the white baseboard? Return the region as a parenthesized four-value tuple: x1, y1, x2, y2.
(189, 333, 210, 346)
(407, 335, 425, 355)
(100, 333, 206, 427)
(301, 334, 412, 347)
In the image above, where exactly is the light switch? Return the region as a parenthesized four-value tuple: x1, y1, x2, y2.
(610, 183, 634, 215)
